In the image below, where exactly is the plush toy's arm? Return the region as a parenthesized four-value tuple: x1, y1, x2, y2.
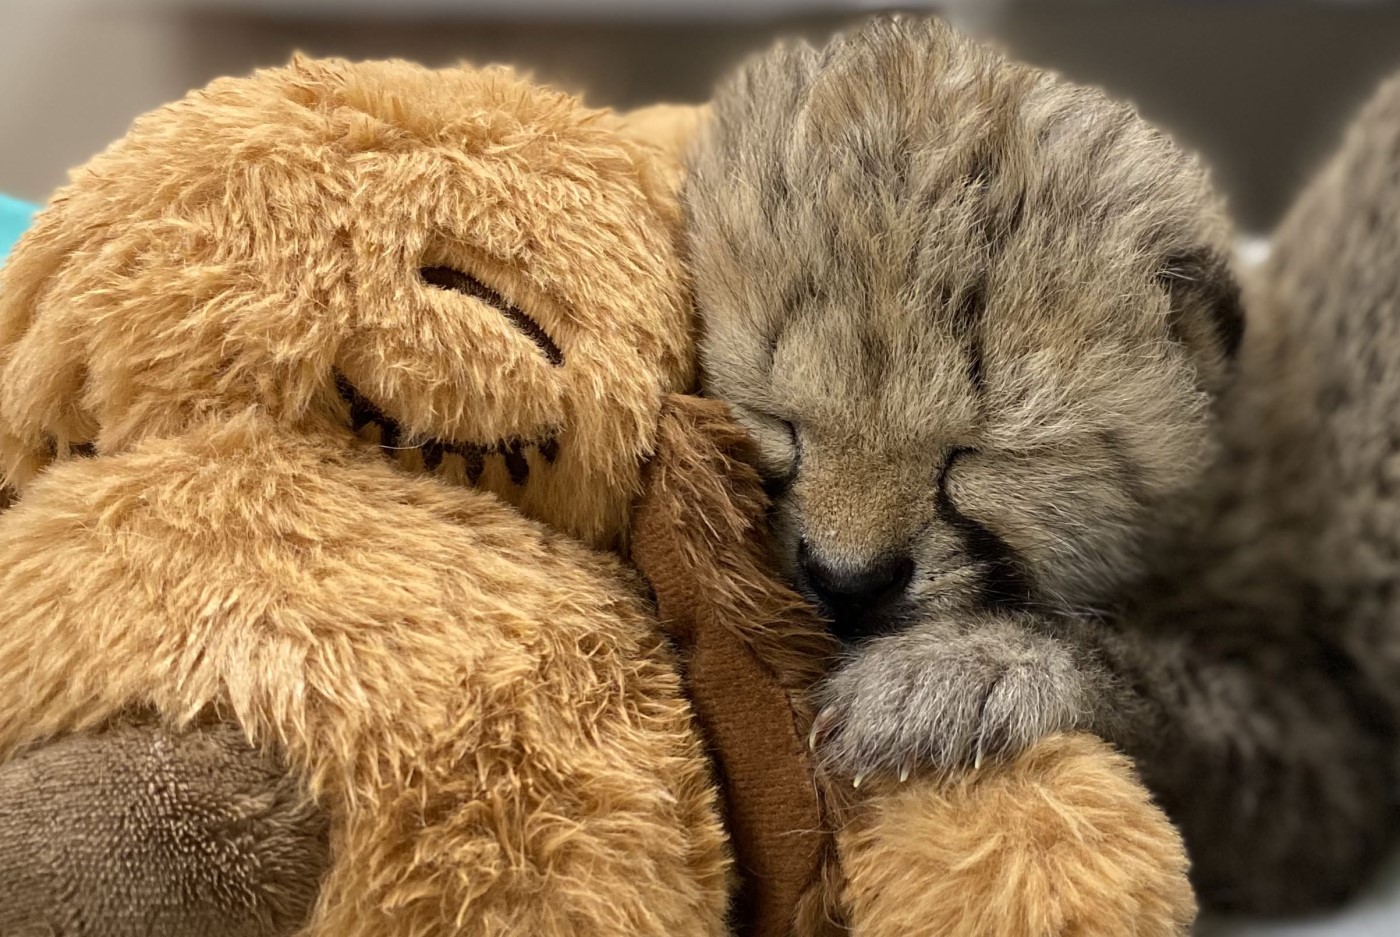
(0, 720, 326, 937)
(0, 414, 730, 937)
(839, 733, 1195, 937)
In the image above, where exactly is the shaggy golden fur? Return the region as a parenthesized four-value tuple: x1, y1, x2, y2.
(0, 421, 733, 937)
(0, 57, 695, 551)
(0, 58, 730, 937)
(838, 734, 1194, 937)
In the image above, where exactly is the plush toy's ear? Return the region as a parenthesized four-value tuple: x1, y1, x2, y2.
(0, 201, 104, 488)
(0, 142, 345, 492)
(614, 104, 712, 180)
(0, 59, 361, 492)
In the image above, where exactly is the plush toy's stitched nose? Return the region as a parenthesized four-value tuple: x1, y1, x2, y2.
(799, 543, 914, 644)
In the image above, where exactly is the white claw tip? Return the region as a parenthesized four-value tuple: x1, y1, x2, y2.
(852, 773, 865, 789)
(899, 764, 911, 783)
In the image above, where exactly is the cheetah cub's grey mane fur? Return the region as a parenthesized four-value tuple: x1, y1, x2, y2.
(686, 15, 1400, 915)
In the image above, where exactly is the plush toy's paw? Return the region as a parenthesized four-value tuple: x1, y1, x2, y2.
(813, 615, 1094, 780)
(838, 733, 1196, 937)
(0, 720, 327, 937)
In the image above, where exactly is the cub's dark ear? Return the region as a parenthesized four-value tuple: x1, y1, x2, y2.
(1157, 247, 1246, 376)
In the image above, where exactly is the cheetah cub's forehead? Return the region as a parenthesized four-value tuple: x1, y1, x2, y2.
(685, 16, 1242, 627)
(689, 19, 1237, 395)
(687, 15, 1240, 455)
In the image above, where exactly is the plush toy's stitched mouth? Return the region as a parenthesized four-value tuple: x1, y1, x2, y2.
(335, 372, 558, 486)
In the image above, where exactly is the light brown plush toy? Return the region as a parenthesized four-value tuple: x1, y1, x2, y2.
(0, 57, 730, 937)
(0, 56, 1194, 937)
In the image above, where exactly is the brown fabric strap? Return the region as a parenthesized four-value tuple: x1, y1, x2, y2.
(632, 394, 836, 937)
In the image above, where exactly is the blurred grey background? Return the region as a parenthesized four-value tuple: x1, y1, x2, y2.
(4, 0, 1400, 233)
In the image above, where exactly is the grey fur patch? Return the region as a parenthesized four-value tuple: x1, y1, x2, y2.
(812, 612, 1097, 776)
(688, 15, 1234, 624)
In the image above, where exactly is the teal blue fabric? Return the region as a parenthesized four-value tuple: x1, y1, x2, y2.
(0, 195, 37, 267)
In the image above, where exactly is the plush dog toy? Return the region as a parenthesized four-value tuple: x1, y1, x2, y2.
(0, 56, 732, 937)
(0, 56, 1193, 937)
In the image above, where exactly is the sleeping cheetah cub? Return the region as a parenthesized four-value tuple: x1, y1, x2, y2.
(686, 16, 1399, 913)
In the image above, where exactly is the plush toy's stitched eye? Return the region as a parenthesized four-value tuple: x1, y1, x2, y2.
(420, 265, 564, 367)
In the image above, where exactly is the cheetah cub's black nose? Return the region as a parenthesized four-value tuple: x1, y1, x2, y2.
(800, 545, 914, 644)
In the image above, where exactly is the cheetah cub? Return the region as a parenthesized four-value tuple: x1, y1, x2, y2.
(686, 15, 1399, 913)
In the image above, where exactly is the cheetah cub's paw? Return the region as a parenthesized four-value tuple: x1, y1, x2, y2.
(812, 615, 1096, 781)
